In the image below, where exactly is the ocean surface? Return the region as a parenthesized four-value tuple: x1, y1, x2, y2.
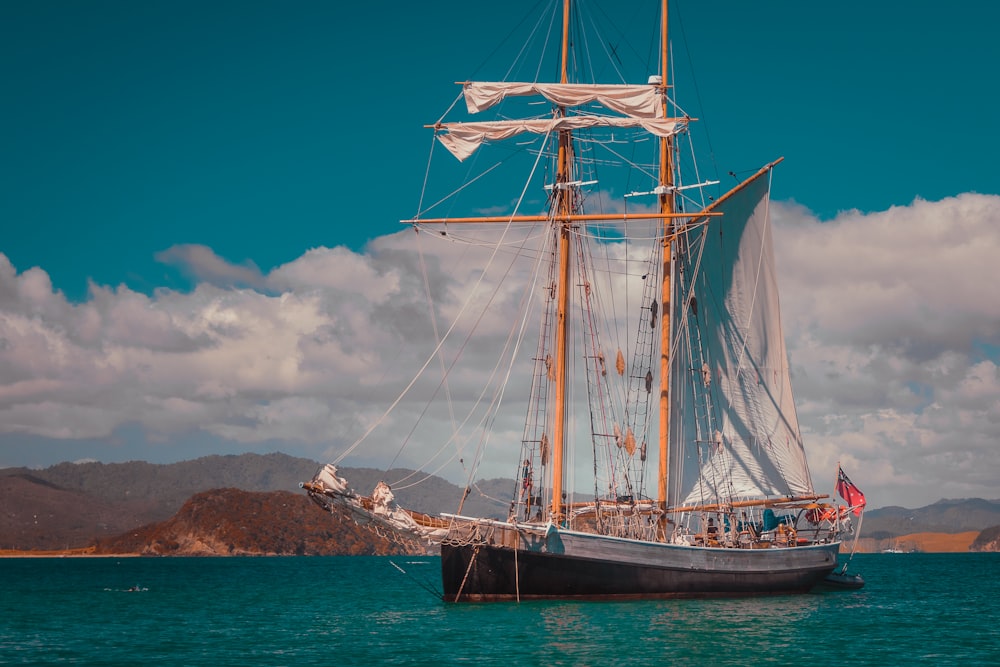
(1, 553, 997, 666)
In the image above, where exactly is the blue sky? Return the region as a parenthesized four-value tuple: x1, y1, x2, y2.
(2, 1, 999, 508)
(5, 0, 998, 300)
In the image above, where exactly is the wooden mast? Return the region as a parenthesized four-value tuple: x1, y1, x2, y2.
(548, 0, 573, 525)
(402, 1, 716, 527)
(657, 0, 674, 513)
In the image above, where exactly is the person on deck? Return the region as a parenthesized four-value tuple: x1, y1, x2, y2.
(521, 459, 534, 520)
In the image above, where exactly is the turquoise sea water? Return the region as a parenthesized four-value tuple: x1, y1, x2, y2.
(1, 553, 997, 666)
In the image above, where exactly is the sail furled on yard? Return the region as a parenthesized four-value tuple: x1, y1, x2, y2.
(669, 169, 814, 507)
(435, 82, 686, 161)
(461, 82, 665, 117)
(437, 117, 685, 161)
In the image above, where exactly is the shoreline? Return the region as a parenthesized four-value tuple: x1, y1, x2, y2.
(0, 549, 140, 558)
(0, 531, 986, 558)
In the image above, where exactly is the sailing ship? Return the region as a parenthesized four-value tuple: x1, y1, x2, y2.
(303, 0, 866, 600)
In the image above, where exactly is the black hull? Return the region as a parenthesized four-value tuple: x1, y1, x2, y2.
(441, 540, 838, 601)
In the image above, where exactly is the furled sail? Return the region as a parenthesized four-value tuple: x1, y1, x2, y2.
(462, 82, 664, 117)
(670, 168, 814, 507)
(436, 116, 684, 161)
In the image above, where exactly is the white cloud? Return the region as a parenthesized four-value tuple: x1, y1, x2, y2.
(773, 193, 1000, 506)
(1, 193, 999, 507)
(155, 244, 264, 289)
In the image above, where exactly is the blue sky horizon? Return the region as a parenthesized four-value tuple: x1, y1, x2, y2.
(2, 0, 999, 508)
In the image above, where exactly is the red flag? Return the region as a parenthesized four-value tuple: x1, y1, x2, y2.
(836, 466, 866, 516)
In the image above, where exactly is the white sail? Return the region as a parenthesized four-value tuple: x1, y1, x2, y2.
(436, 116, 684, 161)
(462, 82, 664, 117)
(671, 169, 814, 507)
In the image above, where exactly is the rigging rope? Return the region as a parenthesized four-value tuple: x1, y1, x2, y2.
(356, 128, 557, 495)
(389, 560, 442, 599)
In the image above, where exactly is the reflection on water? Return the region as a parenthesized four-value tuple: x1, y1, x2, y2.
(435, 554, 999, 666)
(530, 595, 823, 665)
(650, 594, 821, 627)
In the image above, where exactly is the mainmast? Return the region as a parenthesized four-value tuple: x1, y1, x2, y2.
(548, 0, 574, 524)
(657, 0, 675, 510)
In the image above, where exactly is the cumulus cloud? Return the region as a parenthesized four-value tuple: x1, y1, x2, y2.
(772, 193, 1000, 505)
(1, 193, 999, 506)
(0, 230, 516, 476)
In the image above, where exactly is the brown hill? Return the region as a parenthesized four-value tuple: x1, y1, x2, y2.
(0, 473, 157, 550)
(2, 452, 320, 516)
(970, 525, 1000, 552)
(0, 453, 498, 550)
(92, 488, 426, 556)
(1, 453, 328, 550)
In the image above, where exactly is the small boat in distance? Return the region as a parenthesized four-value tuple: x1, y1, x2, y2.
(304, 0, 867, 600)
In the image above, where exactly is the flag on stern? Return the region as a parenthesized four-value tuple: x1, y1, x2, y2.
(836, 466, 866, 516)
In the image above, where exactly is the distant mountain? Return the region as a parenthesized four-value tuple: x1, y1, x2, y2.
(0, 473, 152, 550)
(92, 488, 423, 556)
(0, 453, 503, 550)
(3, 453, 999, 552)
(861, 498, 1000, 538)
(1, 452, 321, 520)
